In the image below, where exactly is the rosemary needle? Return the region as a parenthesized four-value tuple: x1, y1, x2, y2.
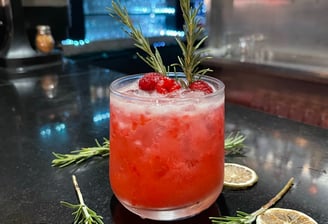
(61, 175, 104, 224)
(174, 0, 213, 84)
(224, 132, 247, 155)
(108, 0, 167, 75)
(52, 138, 110, 168)
(209, 177, 295, 224)
(52, 133, 247, 168)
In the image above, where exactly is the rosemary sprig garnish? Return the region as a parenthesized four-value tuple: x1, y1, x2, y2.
(61, 175, 104, 224)
(210, 177, 295, 224)
(108, 0, 167, 75)
(224, 132, 247, 155)
(174, 0, 212, 84)
(52, 138, 109, 168)
(51, 133, 246, 168)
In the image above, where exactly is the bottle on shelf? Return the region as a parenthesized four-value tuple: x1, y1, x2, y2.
(35, 25, 55, 54)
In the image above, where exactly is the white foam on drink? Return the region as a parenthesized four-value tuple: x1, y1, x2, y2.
(111, 80, 224, 115)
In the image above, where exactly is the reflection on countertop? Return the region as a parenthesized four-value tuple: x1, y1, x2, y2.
(201, 42, 328, 129)
(204, 43, 328, 79)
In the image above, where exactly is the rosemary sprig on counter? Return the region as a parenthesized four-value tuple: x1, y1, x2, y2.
(209, 177, 295, 224)
(174, 0, 212, 84)
(224, 132, 247, 155)
(51, 133, 246, 168)
(52, 138, 109, 168)
(61, 175, 104, 224)
(108, 0, 167, 75)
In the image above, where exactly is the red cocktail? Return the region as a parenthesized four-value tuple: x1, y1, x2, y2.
(109, 74, 225, 220)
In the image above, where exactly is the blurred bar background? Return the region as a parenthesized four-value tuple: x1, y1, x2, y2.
(1, 0, 327, 128)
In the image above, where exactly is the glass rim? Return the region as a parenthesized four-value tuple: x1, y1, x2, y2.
(109, 73, 225, 103)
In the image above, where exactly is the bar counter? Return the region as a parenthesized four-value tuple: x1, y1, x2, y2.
(0, 59, 327, 223)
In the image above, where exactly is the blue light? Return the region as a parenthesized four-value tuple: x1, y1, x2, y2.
(40, 128, 52, 136)
(61, 39, 74, 45)
(93, 112, 110, 123)
(160, 30, 185, 37)
(153, 7, 175, 14)
(153, 41, 166, 48)
(132, 7, 149, 14)
(61, 39, 91, 46)
(55, 123, 66, 132)
(73, 40, 80, 46)
(40, 122, 66, 137)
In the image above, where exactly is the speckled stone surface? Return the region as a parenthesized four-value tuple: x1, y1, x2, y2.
(0, 59, 327, 223)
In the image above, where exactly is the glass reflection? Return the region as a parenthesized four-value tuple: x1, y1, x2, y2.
(225, 119, 328, 208)
(110, 195, 222, 224)
(0, 80, 22, 137)
(40, 74, 58, 99)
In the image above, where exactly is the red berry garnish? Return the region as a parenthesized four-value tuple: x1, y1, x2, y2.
(138, 72, 163, 91)
(139, 72, 181, 94)
(189, 80, 213, 94)
(155, 77, 181, 94)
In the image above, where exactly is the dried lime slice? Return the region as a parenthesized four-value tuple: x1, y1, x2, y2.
(256, 208, 318, 224)
(224, 163, 258, 189)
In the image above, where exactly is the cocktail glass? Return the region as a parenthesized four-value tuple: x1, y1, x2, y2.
(109, 73, 225, 220)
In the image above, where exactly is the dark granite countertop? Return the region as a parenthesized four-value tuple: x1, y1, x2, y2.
(0, 59, 327, 223)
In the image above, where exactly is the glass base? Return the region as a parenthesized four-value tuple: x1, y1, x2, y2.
(117, 190, 220, 221)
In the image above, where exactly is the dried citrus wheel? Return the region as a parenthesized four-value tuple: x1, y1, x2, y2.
(224, 163, 258, 189)
(256, 208, 318, 224)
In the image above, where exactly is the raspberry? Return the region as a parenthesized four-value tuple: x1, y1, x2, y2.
(155, 77, 181, 94)
(138, 73, 181, 94)
(189, 80, 213, 94)
(138, 72, 163, 91)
